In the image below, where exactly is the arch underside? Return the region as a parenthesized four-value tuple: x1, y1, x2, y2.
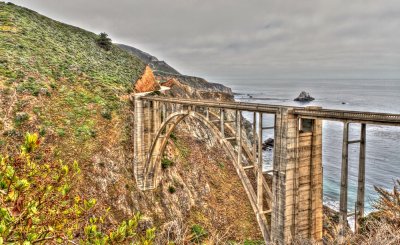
(142, 108, 271, 240)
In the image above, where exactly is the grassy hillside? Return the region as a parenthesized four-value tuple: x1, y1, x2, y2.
(0, 1, 145, 162)
(0, 2, 147, 222)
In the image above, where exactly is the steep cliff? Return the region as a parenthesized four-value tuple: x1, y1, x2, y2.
(0, 2, 261, 243)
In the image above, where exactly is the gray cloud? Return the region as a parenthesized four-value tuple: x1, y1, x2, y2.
(8, 0, 400, 82)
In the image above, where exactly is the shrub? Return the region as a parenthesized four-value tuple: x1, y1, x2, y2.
(373, 179, 400, 227)
(161, 157, 174, 169)
(39, 127, 46, 136)
(168, 186, 176, 194)
(101, 109, 112, 120)
(191, 224, 208, 243)
(14, 112, 29, 126)
(96, 32, 112, 51)
(169, 132, 177, 141)
(57, 128, 65, 137)
(0, 132, 155, 244)
(16, 80, 42, 96)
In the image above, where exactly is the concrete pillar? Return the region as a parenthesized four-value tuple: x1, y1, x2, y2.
(271, 108, 323, 244)
(339, 122, 349, 242)
(134, 96, 146, 189)
(296, 118, 323, 240)
(133, 96, 157, 190)
(151, 101, 162, 187)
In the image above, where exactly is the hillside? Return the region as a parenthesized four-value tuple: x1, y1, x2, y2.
(118, 43, 180, 75)
(0, 2, 145, 154)
(0, 2, 262, 243)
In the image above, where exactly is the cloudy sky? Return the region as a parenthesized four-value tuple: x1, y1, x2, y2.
(8, 0, 400, 83)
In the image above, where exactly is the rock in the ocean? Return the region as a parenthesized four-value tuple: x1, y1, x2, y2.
(262, 138, 274, 151)
(134, 66, 161, 93)
(294, 91, 315, 102)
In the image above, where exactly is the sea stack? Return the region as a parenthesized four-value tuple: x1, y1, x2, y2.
(294, 91, 315, 102)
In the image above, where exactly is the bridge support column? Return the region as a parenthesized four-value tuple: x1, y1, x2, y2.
(271, 108, 323, 244)
(134, 96, 146, 189)
(133, 96, 155, 190)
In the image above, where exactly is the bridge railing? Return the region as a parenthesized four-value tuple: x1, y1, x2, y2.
(143, 96, 400, 125)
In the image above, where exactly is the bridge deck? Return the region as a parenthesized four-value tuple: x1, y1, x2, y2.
(142, 96, 400, 126)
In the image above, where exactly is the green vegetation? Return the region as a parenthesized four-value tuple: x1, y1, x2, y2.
(169, 132, 177, 141)
(101, 108, 112, 120)
(0, 1, 145, 162)
(168, 185, 176, 194)
(161, 157, 174, 169)
(190, 224, 208, 243)
(217, 161, 225, 169)
(175, 139, 190, 159)
(0, 133, 155, 244)
(96, 32, 112, 51)
(13, 112, 29, 127)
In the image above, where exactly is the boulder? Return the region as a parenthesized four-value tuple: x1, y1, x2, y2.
(262, 138, 274, 151)
(294, 91, 315, 102)
(134, 66, 161, 93)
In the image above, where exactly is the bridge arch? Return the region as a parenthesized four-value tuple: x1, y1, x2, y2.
(145, 109, 244, 191)
(134, 99, 271, 240)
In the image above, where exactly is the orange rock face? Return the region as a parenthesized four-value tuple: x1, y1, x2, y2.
(160, 78, 178, 88)
(134, 66, 161, 93)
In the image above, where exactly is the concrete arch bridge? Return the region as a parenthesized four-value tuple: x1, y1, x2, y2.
(132, 95, 400, 244)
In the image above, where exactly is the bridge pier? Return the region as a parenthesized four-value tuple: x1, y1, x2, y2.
(134, 95, 158, 190)
(133, 95, 146, 189)
(271, 108, 323, 244)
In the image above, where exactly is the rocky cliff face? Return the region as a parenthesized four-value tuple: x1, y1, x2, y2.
(156, 73, 233, 95)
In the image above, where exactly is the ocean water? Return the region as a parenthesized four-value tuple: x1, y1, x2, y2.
(220, 79, 400, 217)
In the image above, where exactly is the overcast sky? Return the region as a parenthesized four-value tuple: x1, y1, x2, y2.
(7, 0, 400, 83)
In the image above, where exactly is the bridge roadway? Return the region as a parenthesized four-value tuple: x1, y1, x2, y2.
(143, 96, 400, 126)
(133, 95, 400, 244)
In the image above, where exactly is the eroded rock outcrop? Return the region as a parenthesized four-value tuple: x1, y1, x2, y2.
(262, 138, 274, 150)
(294, 91, 315, 102)
(134, 66, 161, 93)
(160, 78, 178, 88)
